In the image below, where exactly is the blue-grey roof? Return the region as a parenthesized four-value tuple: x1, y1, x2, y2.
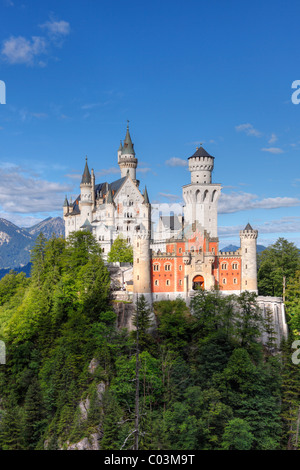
(189, 146, 213, 159)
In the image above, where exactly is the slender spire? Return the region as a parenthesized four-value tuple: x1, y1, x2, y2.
(122, 122, 135, 155)
(63, 195, 69, 207)
(143, 186, 150, 204)
(106, 185, 113, 204)
(81, 156, 91, 184)
(118, 140, 123, 151)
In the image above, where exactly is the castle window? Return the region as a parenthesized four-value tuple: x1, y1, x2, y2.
(179, 265, 182, 271)
(232, 263, 238, 269)
(221, 263, 227, 270)
(179, 247, 182, 253)
(137, 259, 139, 263)
(137, 275, 139, 280)
(166, 280, 170, 286)
(245, 264, 247, 269)
(153, 264, 159, 271)
(179, 280, 182, 286)
(154, 280, 159, 286)
(245, 248, 248, 253)
(222, 278, 227, 285)
(245, 280, 247, 285)
(165, 264, 171, 271)
(233, 278, 237, 284)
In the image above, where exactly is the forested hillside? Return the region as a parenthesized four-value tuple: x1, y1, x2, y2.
(0, 232, 299, 450)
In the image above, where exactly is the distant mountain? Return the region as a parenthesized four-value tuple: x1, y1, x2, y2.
(220, 243, 267, 254)
(0, 217, 65, 272)
(23, 217, 65, 239)
(219, 244, 239, 252)
(0, 262, 32, 279)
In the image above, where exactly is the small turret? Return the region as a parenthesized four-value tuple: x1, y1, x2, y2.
(118, 122, 138, 180)
(63, 195, 69, 215)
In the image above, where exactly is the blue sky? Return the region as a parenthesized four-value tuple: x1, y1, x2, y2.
(0, 0, 299, 248)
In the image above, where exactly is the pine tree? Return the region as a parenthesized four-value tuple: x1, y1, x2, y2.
(24, 378, 45, 450)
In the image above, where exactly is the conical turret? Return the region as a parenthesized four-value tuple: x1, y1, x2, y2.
(118, 122, 138, 180)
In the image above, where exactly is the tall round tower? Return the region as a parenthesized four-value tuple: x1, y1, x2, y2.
(239, 223, 258, 293)
(118, 123, 138, 181)
(182, 146, 221, 238)
(133, 189, 152, 305)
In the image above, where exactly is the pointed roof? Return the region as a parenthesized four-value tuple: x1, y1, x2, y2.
(143, 186, 150, 204)
(244, 222, 253, 231)
(106, 185, 113, 204)
(189, 146, 213, 159)
(121, 122, 135, 155)
(80, 218, 93, 232)
(118, 140, 123, 151)
(63, 195, 69, 207)
(81, 156, 91, 184)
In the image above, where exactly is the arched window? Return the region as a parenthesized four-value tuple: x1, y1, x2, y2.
(166, 279, 170, 286)
(221, 263, 227, 270)
(153, 264, 160, 271)
(222, 278, 227, 285)
(232, 262, 238, 270)
(165, 264, 171, 271)
(154, 280, 159, 286)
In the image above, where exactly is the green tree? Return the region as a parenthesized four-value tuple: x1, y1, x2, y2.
(107, 235, 133, 263)
(258, 238, 300, 297)
(131, 295, 153, 351)
(24, 378, 45, 449)
(222, 418, 254, 450)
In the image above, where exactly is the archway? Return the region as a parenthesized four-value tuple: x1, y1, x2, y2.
(192, 275, 204, 290)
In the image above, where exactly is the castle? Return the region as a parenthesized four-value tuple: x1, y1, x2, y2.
(63, 124, 288, 345)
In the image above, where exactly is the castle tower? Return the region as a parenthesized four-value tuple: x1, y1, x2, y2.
(105, 185, 115, 227)
(239, 223, 258, 292)
(118, 123, 138, 181)
(133, 188, 152, 305)
(182, 146, 221, 237)
(63, 195, 69, 215)
(79, 157, 93, 223)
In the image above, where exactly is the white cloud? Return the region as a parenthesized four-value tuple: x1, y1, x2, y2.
(39, 19, 71, 39)
(235, 123, 262, 137)
(218, 192, 300, 214)
(0, 166, 72, 214)
(165, 157, 187, 167)
(268, 133, 278, 144)
(158, 192, 181, 202)
(261, 147, 284, 154)
(1, 35, 46, 65)
(1, 18, 70, 66)
(219, 216, 300, 239)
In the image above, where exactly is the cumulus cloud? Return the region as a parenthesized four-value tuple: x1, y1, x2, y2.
(261, 147, 284, 154)
(39, 19, 71, 39)
(165, 157, 187, 167)
(235, 123, 262, 137)
(219, 216, 300, 238)
(1, 35, 47, 65)
(1, 18, 70, 66)
(0, 166, 72, 214)
(218, 192, 300, 214)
